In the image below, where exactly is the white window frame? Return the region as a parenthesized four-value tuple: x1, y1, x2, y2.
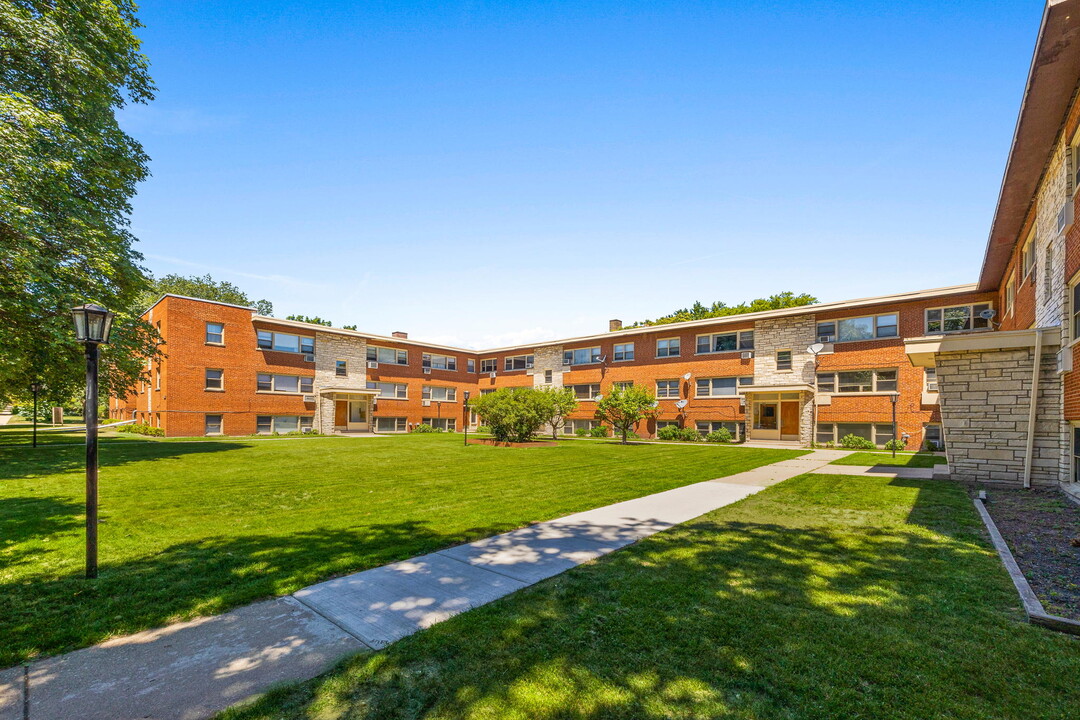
(1021, 232, 1035, 282)
(613, 343, 635, 362)
(504, 354, 534, 371)
(257, 373, 312, 394)
(816, 314, 898, 343)
(656, 337, 681, 358)
(925, 303, 992, 334)
(695, 330, 754, 354)
(423, 353, 458, 371)
(480, 358, 497, 373)
(423, 417, 457, 431)
(205, 414, 223, 436)
(367, 381, 408, 399)
(563, 347, 602, 366)
(335, 360, 347, 377)
(367, 346, 408, 365)
(205, 368, 223, 391)
(568, 383, 602, 400)
(656, 379, 680, 398)
(695, 376, 752, 397)
(816, 368, 898, 394)
(816, 422, 896, 447)
(375, 417, 408, 433)
(1005, 275, 1016, 317)
(422, 386, 457, 402)
(776, 349, 792, 371)
(925, 367, 938, 393)
(467, 359, 476, 373)
(257, 330, 314, 355)
(1071, 279, 1080, 342)
(205, 322, 224, 345)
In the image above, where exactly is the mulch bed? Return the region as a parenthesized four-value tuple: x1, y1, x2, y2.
(466, 438, 558, 448)
(983, 487, 1080, 620)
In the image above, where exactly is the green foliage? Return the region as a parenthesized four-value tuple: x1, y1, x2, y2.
(0, 1, 165, 408)
(594, 384, 660, 444)
(657, 425, 683, 441)
(138, 274, 273, 316)
(839, 434, 876, 450)
(705, 427, 734, 443)
(884, 438, 907, 452)
(116, 422, 164, 437)
(475, 425, 490, 434)
(629, 292, 819, 328)
(285, 315, 332, 327)
(342, 324, 357, 331)
(575, 427, 589, 437)
(469, 388, 551, 442)
(589, 426, 610, 438)
(924, 440, 941, 452)
(539, 386, 578, 439)
(411, 424, 441, 434)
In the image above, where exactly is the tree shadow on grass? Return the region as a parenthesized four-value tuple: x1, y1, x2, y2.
(0, 519, 510, 669)
(221, 484, 1080, 720)
(0, 439, 245, 480)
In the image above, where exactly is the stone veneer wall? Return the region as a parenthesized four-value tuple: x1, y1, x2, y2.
(753, 316, 817, 445)
(313, 332, 368, 433)
(936, 346, 1064, 486)
(529, 345, 565, 388)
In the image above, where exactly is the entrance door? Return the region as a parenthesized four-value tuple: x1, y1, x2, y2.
(334, 400, 348, 429)
(780, 401, 800, 441)
(347, 400, 369, 431)
(753, 402, 780, 441)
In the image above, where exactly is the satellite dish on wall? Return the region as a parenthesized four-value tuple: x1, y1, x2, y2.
(650, 400, 660, 408)
(806, 342, 825, 355)
(979, 308, 997, 320)
(594, 394, 604, 401)
(682, 372, 692, 380)
(674, 399, 688, 409)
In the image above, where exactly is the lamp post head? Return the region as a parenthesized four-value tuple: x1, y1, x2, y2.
(71, 304, 115, 345)
(30, 381, 43, 393)
(890, 393, 899, 405)
(463, 390, 471, 401)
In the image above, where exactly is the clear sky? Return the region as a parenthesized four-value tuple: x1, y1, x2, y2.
(124, 0, 1042, 349)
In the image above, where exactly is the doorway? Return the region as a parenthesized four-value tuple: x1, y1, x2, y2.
(347, 400, 369, 431)
(780, 401, 800, 441)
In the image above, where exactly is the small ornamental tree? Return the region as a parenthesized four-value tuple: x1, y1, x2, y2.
(594, 385, 660, 444)
(469, 387, 550, 443)
(540, 387, 578, 439)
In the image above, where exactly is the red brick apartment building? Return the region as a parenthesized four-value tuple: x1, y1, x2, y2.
(114, 1, 1080, 495)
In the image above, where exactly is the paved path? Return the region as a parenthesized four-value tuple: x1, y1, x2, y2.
(0, 449, 850, 720)
(810, 463, 950, 480)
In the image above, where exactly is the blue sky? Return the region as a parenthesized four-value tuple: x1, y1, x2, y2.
(125, 1, 1041, 348)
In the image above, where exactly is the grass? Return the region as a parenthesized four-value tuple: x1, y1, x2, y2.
(0, 431, 801, 667)
(219, 473, 1080, 720)
(830, 451, 947, 468)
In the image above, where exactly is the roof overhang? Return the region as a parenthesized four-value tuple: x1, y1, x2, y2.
(320, 387, 380, 397)
(978, 0, 1080, 291)
(904, 327, 1061, 367)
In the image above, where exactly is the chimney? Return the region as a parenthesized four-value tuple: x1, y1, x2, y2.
(609, 319, 623, 332)
(392, 331, 408, 339)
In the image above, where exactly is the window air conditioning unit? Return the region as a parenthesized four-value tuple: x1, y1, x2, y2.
(1057, 347, 1072, 374)
(1057, 201, 1074, 235)
(303, 353, 315, 362)
(423, 367, 432, 374)
(367, 361, 379, 369)
(302, 395, 315, 403)
(421, 400, 431, 407)
(740, 351, 754, 359)
(301, 427, 313, 433)
(817, 334, 836, 343)
(489, 371, 497, 379)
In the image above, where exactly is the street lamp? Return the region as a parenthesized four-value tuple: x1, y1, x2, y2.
(463, 391, 471, 447)
(71, 303, 114, 579)
(29, 381, 43, 448)
(890, 393, 899, 459)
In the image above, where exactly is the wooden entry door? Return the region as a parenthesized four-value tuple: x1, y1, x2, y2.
(780, 401, 800, 441)
(334, 400, 348, 428)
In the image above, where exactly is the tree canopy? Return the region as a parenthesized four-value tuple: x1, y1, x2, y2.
(137, 274, 274, 316)
(286, 315, 332, 327)
(594, 384, 660, 444)
(470, 388, 552, 443)
(628, 292, 819, 328)
(0, 1, 160, 406)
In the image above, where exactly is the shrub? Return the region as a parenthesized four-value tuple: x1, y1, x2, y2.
(677, 427, 701, 442)
(705, 427, 734, 443)
(589, 426, 610, 438)
(839, 433, 876, 450)
(411, 424, 439, 433)
(657, 425, 683, 441)
(469, 388, 551, 443)
(884, 438, 907, 452)
(924, 440, 941, 452)
(575, 427, 589, 437)
(117, 423, 164, 437)
(476, 425, 491, 434)
(624, 430, 640, 440)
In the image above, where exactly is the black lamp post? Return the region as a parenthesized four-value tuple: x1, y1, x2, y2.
(463, 391, 471, 447)
(890, 393, 899, 459)
(72, 303, 114, 579)
(29, 381, 43, 448)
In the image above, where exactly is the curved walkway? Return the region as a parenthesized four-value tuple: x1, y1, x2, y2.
(0, 449, 852, 720)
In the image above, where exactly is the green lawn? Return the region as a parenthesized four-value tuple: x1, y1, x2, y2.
(0, 431, 801, 667)
(220, 473, 1080, 720)
(831, 451, 947, 468)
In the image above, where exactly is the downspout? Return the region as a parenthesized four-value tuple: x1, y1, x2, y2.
(1023, 328, 1043, 489)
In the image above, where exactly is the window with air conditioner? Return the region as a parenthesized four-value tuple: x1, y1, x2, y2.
(480, 358, 497, 373)
(696, 331, 753, 354)
(367, 346, 408, 365)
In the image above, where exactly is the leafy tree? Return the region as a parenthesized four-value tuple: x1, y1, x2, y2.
(628, 292, 819, 328)
(0, 1, 163, 407)
(539, 386, 578, 440)
(286, 315, 332, 327)
(594, 384, 660, 444)
(343, 324, 357, 331)
(470, 388, 551, 443)
(137, 274, 273, 316)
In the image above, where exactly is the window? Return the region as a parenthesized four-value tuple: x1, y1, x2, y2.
(1045, 243, 1054, 297)
(480, 358, 497, 373)
(257, 331, 314, 355)
(255, 415, 310, 434)
(205, 414, 223, 435)
(613, 343, 635, 361)
(422, 386, 457, 402)
(423, 418, 457, 431)
(696, 421, 739, 437)
(817, 368, 897, 393)
(776, 350, 792, 371)
(155, 368, 161, 390)
(695, 377, 751, 397)
(1005, 276, 1016, 316)
(925, 424, 943, 450)
(205, 368, 223, 390)
(335, 360, 347, 377)
(563, 347, 601, 365)
(656, 379, 681, 398)
(422, 353, 457, 371)
(655, 420, 680, 431)
(925, 367, 938, 393)
(816, 423, 896, 447)
(925, 304, 992, 334)
(205, 322, 224, 344)
(612, 381, 634, 390)
(568, 383, 601, 400)
(367, 346, 408, 365)
(367, 381, 407, 399)
(375, 417, 407, 433)
(696, 331, 753, 354)
(656, 337, 680, 358)
(256, 374, 310, 394)
(1073, 282, 1080, 340)
(505, 354, 534, 371)
(544, 370, 553, 384)
(563, 419, 600, 435)
(817, 314, 898, 343)
(467, 359, 476, 373)
(1022, 234, 1035, 280)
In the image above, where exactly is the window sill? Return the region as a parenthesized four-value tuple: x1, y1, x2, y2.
(255, 390, 311, 396)
(817, 391, 899, 397)
(205, 342, 225, 347)
(821, 336, 897, 346)
(694, 350, 753, 357)
(204, 388, 225, 393)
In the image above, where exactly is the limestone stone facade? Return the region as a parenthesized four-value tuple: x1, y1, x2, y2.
(529, 345, 566, 388)
(936, 345, 1063, 486)
(751, 316, 818, 386)
(313, 332, 368, 433)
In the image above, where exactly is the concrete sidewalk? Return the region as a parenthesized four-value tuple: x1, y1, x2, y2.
(810, 463, 950, 480)
(1, 449, 848, 720)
